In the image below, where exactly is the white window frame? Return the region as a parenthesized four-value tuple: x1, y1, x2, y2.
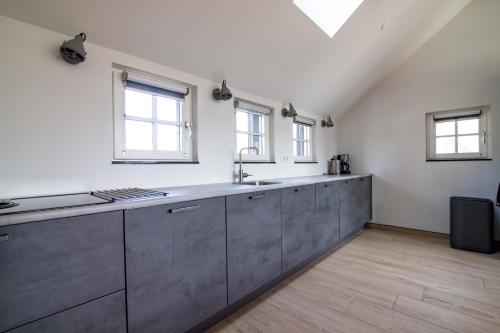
(112, 68, 193, 161)
(293, 116, 315, 162)
(426, 106, 491, 161)
(234, 99, 272, 162)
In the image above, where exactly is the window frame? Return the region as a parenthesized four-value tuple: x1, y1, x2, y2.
(293, 117, 315, 162)
(112, 69, 193, 161)
(426, 106, 491, 161)
(234, 99, 272, 162)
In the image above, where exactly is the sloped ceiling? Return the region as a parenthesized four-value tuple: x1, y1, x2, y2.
(0, 0, 470, 116)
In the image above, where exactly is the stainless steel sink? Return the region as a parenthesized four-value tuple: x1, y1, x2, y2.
(234, 181, 281, 186)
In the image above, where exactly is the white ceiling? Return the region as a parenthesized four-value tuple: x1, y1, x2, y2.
(0, 0, 470, 116)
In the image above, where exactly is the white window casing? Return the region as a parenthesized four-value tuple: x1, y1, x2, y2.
(112, 68, 194, 161)
(293, 115, 315, 162)
(234, 98, 272, 161)
(426, 106, 491, 161)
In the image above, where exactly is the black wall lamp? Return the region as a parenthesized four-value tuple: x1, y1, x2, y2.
(282, 103, 298, 117)
(60, 33, 87, 64)
(321, 115, 334, 128)
(212, 79, 233, 101)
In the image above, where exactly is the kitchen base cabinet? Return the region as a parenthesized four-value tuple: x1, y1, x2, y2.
(340, 176, 372, 238)
(282, 184, 316, 272)
(9, 291, 126, 333)
(314, 182, 340, 253)
(125, 197, 227, 333)
(0, 211, 124, 333)
(227, 190, 282, 305)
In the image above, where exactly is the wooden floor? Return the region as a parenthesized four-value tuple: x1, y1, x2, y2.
(208, 227, 500, 333)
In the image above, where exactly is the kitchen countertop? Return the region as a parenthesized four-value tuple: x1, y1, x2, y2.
(0, 174, 370, 227)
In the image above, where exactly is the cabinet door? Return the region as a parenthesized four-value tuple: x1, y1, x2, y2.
(0, 211, 124, 333)
(314, 182, 340, 253)
(358, 176, 372, 225)
(10, 291, 126, 333)
(125, 197, 227, 333)
(227, 189, 282, 305)
(282, 184, 316, 272)
(339, 179, 359, 238)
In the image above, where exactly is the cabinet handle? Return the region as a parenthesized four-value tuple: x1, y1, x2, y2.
(294, 188, 303, 192)
(249, 194, 266, 200)
(359, 178, 364, 181)
(323, 184, 329, 188)
(0, 234, 9, 242)
(169, 205, 200, 214)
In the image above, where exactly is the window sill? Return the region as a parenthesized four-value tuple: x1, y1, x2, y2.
(294, 161, 318, 164)
(426, 158, 492, 162)
(233, 161, 276, 164)
(112, 160, 199, 165)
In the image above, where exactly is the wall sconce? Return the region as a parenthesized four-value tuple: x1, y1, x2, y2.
(60, 33, 87, 64)
(282, 103, 298, 117)
(212, 79, 233, 101)
(321, 115, 334, 128)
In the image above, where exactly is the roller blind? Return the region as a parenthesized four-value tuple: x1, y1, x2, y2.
(234, 99, 272, 116)
(293, 115, 316, 126)
(433, 109, 481, 121)
(121, 71, 189, 101)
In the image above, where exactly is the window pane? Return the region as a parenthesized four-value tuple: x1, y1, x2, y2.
(435, 121, 455, 136)
(293, 124, 298, 139)
(157, 96, 179, 122)
(250, 135, 264, 154)
(236, 133, 249, 153)
(457, 135, 479, 153)
(251, 114, 263, 134)
(457, 118, 479, 135)
(236, 111, 249, 132)
(304, 141, 311, 157)
(125, 120, 153, 150)
(295, 141, 305, 157)
(435, 136, 455, 154)
(157, 124, 180, 151)
(125, 89, 152, 118)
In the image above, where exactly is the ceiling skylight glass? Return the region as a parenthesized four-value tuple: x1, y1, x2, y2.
(293, 0, 364, 38)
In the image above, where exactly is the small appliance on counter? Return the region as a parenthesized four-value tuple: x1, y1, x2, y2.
(327, 154, 351, 175)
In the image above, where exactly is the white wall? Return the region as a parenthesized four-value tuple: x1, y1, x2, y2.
(338, 0, 500, 238)
(0, 16, 337, 198)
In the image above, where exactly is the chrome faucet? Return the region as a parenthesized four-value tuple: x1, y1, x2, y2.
(237, 147, 259, 183)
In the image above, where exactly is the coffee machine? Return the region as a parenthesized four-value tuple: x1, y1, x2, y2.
(327, 154, 350, 175)
(338, 154, 350, 174)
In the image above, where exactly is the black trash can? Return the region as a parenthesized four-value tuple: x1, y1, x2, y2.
(450, 196, 494, 254)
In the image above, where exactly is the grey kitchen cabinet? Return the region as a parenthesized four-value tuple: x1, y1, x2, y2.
(339, 176, 372, 238)
(9, 291, 126, 333)
(282, 184, 316, 272)
(125, 197, 227, 333)
(314, 181, 340, 253)
(0, 211, 124, 333)
(226, 189, 282, 305)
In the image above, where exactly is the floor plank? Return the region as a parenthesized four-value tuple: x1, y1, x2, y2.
(209, 229, 500, 333)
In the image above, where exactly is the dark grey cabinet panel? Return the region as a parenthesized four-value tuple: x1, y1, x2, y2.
(227, 189, 282, 305)
(0, 211, 124, 332)
(314, 182, 340, 253)
(125, 197, 227, 333)
(340, 177, 372, 238)
(282, 184, 316, 272)
(10, 291, 126, 333)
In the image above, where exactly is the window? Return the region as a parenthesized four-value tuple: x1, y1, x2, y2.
(234, 99, 272, 161)
(426, 106, 491, 161)
(293, 116, 315, 161)
(113, 68, 193, 161)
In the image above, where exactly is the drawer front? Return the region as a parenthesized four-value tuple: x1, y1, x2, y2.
(10, 291, 126, 333)
(314, 182, 340, 253)
(0, 211, 124, 332)
(125, 197, 227, 333)
(282, 184, 316, 272)
(227, 189, 282, 304)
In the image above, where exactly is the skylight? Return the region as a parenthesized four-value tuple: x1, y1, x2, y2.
(293, 0, 364, 38)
